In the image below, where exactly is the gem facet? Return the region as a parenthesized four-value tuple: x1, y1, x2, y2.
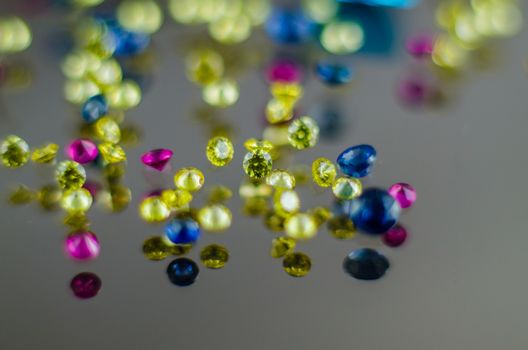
(82, 94, 108, 123)
(94, 116, 121, 144)
(383, 225, 408, 247)
(139, 196, 170, 223)
(206, 136, 234, 167)
(283, 252, 311, 277)
(31, 143, 59, 164)
(203, 78, 239, 108)
(273, 190, 300, 216)
(61, 188, 93, 213)
(332, 177, 362, 200)
(200, 244, 229, 269)
(197, 204, 232, 232)
(1, 135, 30, 168)
(56, 160, 86, 190)
(243, 151, 273, 179)
(266, 170, 296, 189)
(349, 188, 401, 235)
(166, 258, 199, 286)
(174, 167, 205, 192)
(343, 248, 390, 280)
(142, 236, 171, 261)
(288, 116, 319, 150)
(285, 213, 317, 240)
(271, 236, 296, 258)
(65, 231, 100, 260)
(315, 62, 353, 86)
(70, 272, 102, 299)
(327, 216, 356, 239)
(186, 49, 224, 86)
(336, 144, 377, 178)
(141, 148, 173, 171)
(161, 189, 193, 209)
(266, 98, 294, 124)
(165, 218, 201, 244)
(388, 182, 417, 209)
(67, 139, 98, 164)
(98, 143, 126, 163)
(311, 157, 337, 187)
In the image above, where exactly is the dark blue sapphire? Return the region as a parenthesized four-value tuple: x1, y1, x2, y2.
(166, 258, 199, 286)
(343, 248, 390, 280)
(165, 218, 201, 244)
(265, 8, 314, 44)
(81, 94, 108, 123)
(349, 188, 400, 234)
(315, 63, 353, 86)
(336, 144, 376, 178)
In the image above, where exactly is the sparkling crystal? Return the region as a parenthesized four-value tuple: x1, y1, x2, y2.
(349, 188, 401, 235)
(167, 258, 199, 286)
(383, 225, 408, 247)
(140, 148, 173, 171)
(243, 151, 273, 179)
(186, 48, 224, 86)
(94, 116, 121, 144)
(206, 136, 234, 167)
(56, 160, 86, 190)
(207, 185, 232, 204)
(343, 248, 389, 280)
(61, 188, 93, 213)
(98, 143, 126, 163)
(264, 211, 286, 232)
(288, 116, 319, 150)
(285, 213, 317, 240)
(244, 138, 274, 153)
(70, 272, 102, 299)
(266, 98, 294, 124)
(327, 216, 356, 239)
(283, 252, 311, 277)
(1, 135, 29, 168)
(165, 218, 201, 244)
(142, 236, 171, 261)
(309, 206, 333, 227)
(311, 157, 337, 187)
(270, 82, 303, 103)
(67, 139, 98, 164)
(315, 62, 353, 86)
(273, 189, 300, 216)
(388, 182, 417, 209)
(139, 196, 170, 223)
(174, 167, 204, 192)
(82, 94, 108, 123)
(203, 78, 239, 108)
(197, 204, 232, 232)
(266, 60, 302, 83)
(332, 177, 362, 200)
(65, 231, 100, 261)
(31, 143, 59, 164)
(336, 144, 376, 178)
(161, 189, 192, 209)
(266, 170, 296, 189)
(270, 236, 296, 258)
(200, 244, 229, 269)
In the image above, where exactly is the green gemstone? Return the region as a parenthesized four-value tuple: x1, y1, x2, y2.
(283, 252, 311, 277)
(288, 116, 320, 150)
(1, 135, 30, 168)
(271, 236, 296, 258)
(200, 244, 229, 269)
(142, 236, 171, 261)
(55, 160, 86, 190)
(243, 151, 272, 179)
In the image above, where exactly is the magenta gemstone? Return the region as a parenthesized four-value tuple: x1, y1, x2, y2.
(388, 183, 417, 209)
(383, 225, 408, 247)
(70, 272, 102, 299)
(405, 35, 435, 58)
(65, 231, 100, 261)
(82, 181, 100, 199)
(66, 139, 99, 164)
(266, 60, 302, 83)
(141, 148, 173, 171)
(397, 78, 429, 106)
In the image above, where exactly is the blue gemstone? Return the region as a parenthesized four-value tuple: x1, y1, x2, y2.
(81, 94, 108, 123)
(337, 144, 376, 178)
(343, 248, 389, 280)
(338, 0, 418, 8)
(165, 218, 201, 244)
(265, 8, 315, 44)
(166, 258, 199, 286)
(315, 63, 353, 86)
(349, 188, 401, 234)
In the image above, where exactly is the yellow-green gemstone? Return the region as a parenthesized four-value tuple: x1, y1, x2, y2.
(309, 206, 333, 227)
(242, 197, 268, 216)
(9, 185, 36, 205)
(142, 236, 171, 261)
(289, 165, 310, 186)
(264, 211, 286, 232)
(209, 13, 251, 44)
(266, 169, 296, 190)
(31, 143, 59, 164)
(203, 78, 240, 108)
(174, 167, 205, 192)
(332, 177, 362, 200)
(311, 157, 337, 187)
(271, 236, 296, 258)
(98, 143, 127, 163)
(168, 243, 193, 256)
(103, 162, 126, 183)
(139, 196, 170, 223)
(186, 49, 224, 86)
(263, 125, 290, 147)
(63, 212, 90, 230)
(321, 21, 365, 55)
(161, 189, 193, 209)
(1, 135, 30, 168)
(208, 185, 233, 204)
(99, 185, 132, 212)
(60, 188, 93, 213)
(239, 180, 273, 199)
(197, 204, 232, 232)
(37, 184, 61, 211)
(266, 98, 294, 124)
(200, 244, 229, 269)
(105, 80, 142, 110)
(284, 213, 318, 240)
(283, 252, 311, 277)
(270, 82, 303, 102)
(288, 116, 319, 150)
(55, 160, 86, 190)
(244, 138, 274, 152)
(61, 50, 101, 79)
(273, 189, 300, 216)
(327, 216, 356, 239)
(89, 58, 122, 86)
(206, 136, 234, 167)
(117, 0, 164, 34)
(243, 151, 273, 179)
(0, 17, 32, 54)
(94, 116, 121, 144)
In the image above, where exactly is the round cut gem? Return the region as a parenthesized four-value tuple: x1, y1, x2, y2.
(197, 204, 232, 232)
(349, 188, 401, 235)
(336, 144, 376, 178)
(327, 216, 356, 240)
(65, 231, 100, 261)
(140, 148, 173, 171)
(61, 188, 93, 213)
(283, 252, 311, 277)
(243, 151, 273, 179)
(383, 225, 408, 247)
(270, 236, 296, 258)
(343, 248, 389, 281)
(142, 236, 171, 261)
(161, 189, 192, 209)
(166, 258, 199, 286)
(174, 167, 204, 192)
(139, 196, 170, 223)
(244, 138, 274, 153)
(315, 62, 353, 86)
(185, 48, 224, 86)
(388, 182, 417, 209)
(206, 136, 234, 167)
(266, 169, 296, 189)
(202, 78, 239, 108)
(273, 189, 300, 216)
(200, 244, 229, 269)
(311, 157, 337, 187)
(56, 160, 86, 190)
(82, 94, 108, 123)
(266, 98, 294, 124)
(165, 218, 201, 244)
(98, 143, 126, 164)
(266, 60, 302, 83)
(1, 135, 29, 168)
(288, 116, 319, 150)
(94, 116, 121, 144)
(31, 143, 59, 164)
(332, 177, 362, 200)
(67, 139, 98, 164)
(285, 213, 317, 240)
(70, 272, 102, 299)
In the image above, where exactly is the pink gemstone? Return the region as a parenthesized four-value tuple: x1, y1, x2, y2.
(397, 78, 429, 106)
(82, 181, 100, 199)
(70, 272, 102, 299)
(65, 231, 100, 261)
(388, 183, 417, 209)
(66, 139, 99, 164)
(141, 148, 173, 171)
(383, 225, 408, 247)
(266, 60, 302, 83)
(405, 35, 435, 58)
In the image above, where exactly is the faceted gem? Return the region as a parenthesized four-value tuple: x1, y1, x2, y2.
(309, 206, 333, 227)
(0, 135, 29, 168)
(266, 98, 294, 124)
(99, 184, 131, 213)
(161, 189, 192, 209)
(206, 136, 234, 167)
(311, 157, 337, 187)
(266, 60, 302, 83)
(264, 211, 286, 232)
(343, 248, 390, 281)
(315, 62, 353, 86)
(70, 272, 102, 299)
(270, 236, 296, 258)
(239, 180, 273, 199)
(166, 258, 199, 287)
(94, 116, 121, 144)
(174, 167, 204, 192)
(243, 151, 273, 179)
(98, 143, 126, 164)
(203, 78, 239, 108)
(31, 143, 59, 164)
(288, 116, 319, 150)
(332, 177, 362, 200)
(67, 139, 98, 164)
(142, 236, 171, 261)
(197, 204, 232, 232)
(327, 216, 356, 239)
(200, 244, 229, 269)
(270, 82, 303, 103)
(320, 21, 364, 55)
(285, 213, 317, 240)
(169, 243, 193, 256)
(65, 231, 100, 261)
(141, 148, 173, 171)
(186, 49, 224, 86)
(61, 188, 93, 213)
(336, 144, 377, 178)
(105, 80, 142, 110)
(117, 0, 164, 34)
(405, 34, 434, 58)
(383, 225, 408, 247)
(349, 188, 401, 235)
(82, 94, 108, 123)
(265, 8, 314, 45)
(139, 196, 170, 223)
(244, 138, 274, 153)
(165, 218, 201, 244)
(283, 252, 311, 277)
(273, 190, 300, 216)
(63, 212, 90, 231)
(9, 185, 36, 205)
(266, 170, 296, 190)
(209, 14, 252, 44)
(388, 182, 417, 209)
(207, 185, 233, 204)
(37, 185, 61, 211)
(56, 160, 86, 190)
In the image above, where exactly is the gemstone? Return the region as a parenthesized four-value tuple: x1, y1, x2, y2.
(270, 236, 296, 258)
(165, 218, 201, 244)
(309, 206, 333, 227)
(405, 34, 434, 58)
(99, 184, 131, 212)
(166, 258, 199, 286)
(91, 59, 122, 87)
(315, 62, 353, 86)
(31, 143, 59, 164)
(94, 116, 121, 144)
(202, 78, 239, 108)
(174, 167, 204, 192)
(264, 211, 286, 232)
(139, 196, 170, 223)
(343, 248, 389, 281)
(37, 184, 61, 211)
(209, 14, 252, 44)
(265, 8, 314, 45)
(61, 188, 93, 213)
(63, 212, 90, 230)
(161, 189, 192, 209)
(266, 170, 296, 189)
(336, 144, 376, 178)
(185, 48, 224, 86)
(140, 148, 173, 171)
(288, 116, 319, 150)
(70, 272, 102, 299)
(244, 138, 274, 153)
(332, 177, 362, 200)
(200, 244, 229, 269)
(327, 216, 356, 239)
(243, 151, 273, 179)
(311, 157, 337, 187)
(397, 78, 429, 106)
(283, 252, 311, 277)
(117, 0, 163, 34)
(98, 143, 126, 163)
(105, 80, 142, 110)
(273, 190, 300, 216)
(349, 188, 401, 235)
(207, 185, 233, 204)
(65, 231, 100, 261)
(142, 236, 171, 261)
(56, 160, 86, 190)
(320, 21, 364, 55)
(0, 135, 29, 168)
(168, 243, 193, 256)
(266, 98, 294, 124)
(388, 182, 417, 209)
(383, 225, 408, 247)
(67, 139, 98, 164)
(197, 204, 232, 232)
(270, 82, 303, 103)
(9, 185, 36, 205)
(239, 180, 273, 199)
(266, 60, 302, 83)
(284, 213, 317, 240)
(82, 94, 108, 123)
(206, 136, 234, 167)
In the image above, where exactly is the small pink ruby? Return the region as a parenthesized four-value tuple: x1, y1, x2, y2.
(70, 272, 102, 299)
(383, 225, 408, 247)
(141, 148, 173, 171)
(65, 231, 100, 261)
(66, 139, 98, 164)
(388, 183, 417, 209)
(405, 35, 435, 58)
(397, 78, 430, 106)
(266, 60, 302, 83)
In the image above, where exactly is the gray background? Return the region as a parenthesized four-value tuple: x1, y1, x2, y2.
(1, 1, 527, 349)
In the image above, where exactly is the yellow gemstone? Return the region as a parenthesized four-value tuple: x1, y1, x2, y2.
(244, 138, 274, 153)
(99, 184, 132, 212)
(270, 83, 303, 103)
(90, 59, 122, 86)
(197, 204, 232, 232)
(206, 136, 234, 166)
(1, 135, 29, 168)
(103, 162, 126, 183)
(266, 98, 294, 124)
(60, 188, 93, 213)
(0, 16, 32, 54)
(271, 236, 296, 258)
(243, 151, 273, 179)
(327, 216, 356, 239)
(266, 170, 296, 190)
(56, 161, 86, 190)
(186, 49, 224, 86)
(85, 35, 116, 60)
(207, 185, 233, 203)
(283, 252, 311, 277)
(321, 21, 365, 54)
(61, 50, 101, 79)
(168, 243, 193, 256)
(284, 213, 317, 240)
(264, 211, 286, 232)
(303, 0, 338, 23)
(174, 167, 205, 192)
(37, 185, 62, 211)
(9, 185, 36, 205)
(332, 177, 362, 200)
(289, 165, 310, 186)
(209, 14, 252, 44)
(242, 197, 268, 216)
(139, 196, 171, 223)
(263, 125, 290, 147)
(311, 157, 337, 187)
(309, 206, 333, 227)
(288, 116, 319, 150)
(117, 0, 164, 34)
(273, 190, 300, 216)
(73, 18, 105, 47)
(94, 116, 121, 144)
(98, 143, 127, 164)
(432, 34, 468, 69)
(239, 180, 273, 199)
(31, 143, 59, 164)
(64, 78, 101, 104)
(63, 212, 90, 230)
(105, 80, 142, 110)
(200, 244, 229, 269)
(244, 0, 271, 25)
(203, 78, 240, 108)
(142, 236, 171, 261)
(161, 189, 193, 209)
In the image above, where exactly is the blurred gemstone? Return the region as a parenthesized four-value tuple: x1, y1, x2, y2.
(405, 34, 434, 58)
(70, 272, 102, 299)
(315, 62, 353, 86)
(266, 60, 302, 83)
(270, 236, 296, 258)
(98, 143, 126, 163)
(388, 182, 417, 209)
(349, 188, 401, 235)
(140, 148, 173, 171)
(1, 135, 29, 168)
(343, 248, 389, 280)
(336, 144, 376, 178)
(197, 204, 232, 232)
(283, 252, 311, 277)
(142, 236, 171, 261)
(265, 8, 314, 44)
(327, 216, 356, 239)
(165, 218, 201, 244)
(31, 143, 59, 164)
(397, 78, 429, 106)
(383, 225, 407, 247)
(200, 244, 229, 269)
(82, 94, 108, 123)
(65, 231, 100, 261)
(174, 167, 204, 192)
(67, 139, 98, 164)
(166, 258, 199, 286)
(139, 196, 170, 223)
(285, 213, 317, 240)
